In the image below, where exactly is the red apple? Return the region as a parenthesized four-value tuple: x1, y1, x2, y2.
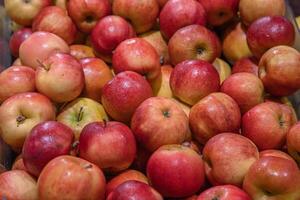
(203, 133, 259, 186)
(19, 31, 70, 69)
(0, 66, 36, 103)
(147, 144, 205, 198)
(12, 155, 27, 171)
(232, 57, 259, 76)
(67, 0, 111, 33)
(70, 44, 95, 60)
(259, 150, 297, 165)
(38, 155, 106, 200)
(159, 0, 206, 39)
(287, 122, 300, 164)
(9, 28, 32, 57)
(189, 92, 241, 144)
(170, 60, 220, 105)
(197, 185, 252, 200)
(168, 25, 221, 65)
(112, 0, 159, 33)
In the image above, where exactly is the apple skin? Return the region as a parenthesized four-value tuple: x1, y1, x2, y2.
(147, 144, 205, 198)
(107, 180, 163, 200)
(70, 44, 95, 60)
(101, 71, 153, 123)
(19, 31, 70, 69)
(203, 133, 259, 187)
(212, 58, 231, 83)
(32, 6, 77, 44)
(197, 185, 252, 200)
(0, 92, 56, 151)
(168, 25, 221, 65)
(57, 97, 109, 140)
(22, 121, 74, 177)
(112, 0, 159, 34)
(189, 92, 241, 144)
(80, 58, 114, 103)
(4, 0, 51, 26)
(242, 102, 295, 150)
(0, 170, 38, 200)
(259, 45, 300, 96)
(67, 0, 111, 33)
(247, 16, 295, 59)
(243, 156, 300, 200)
(259, 150, 297, 165)
(131, 97, 190, 152)
(287, 122, 300, 164)
(0, 66, 36, 103)
(170, 60, 220, 106)
(232, 57, 259, 76)
(38, 155, 106, 200)
(220, 72, 264, 114)
(9, 28, 32, 57)
(159, 0, 206, 40)
(200, 0, 239, 26)
(239, 0, 286, 26)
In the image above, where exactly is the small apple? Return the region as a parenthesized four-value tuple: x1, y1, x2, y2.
(9, 28, 32, 57)
(259, 150, 297, 165)
(197, 185, 252, 200)
(287, 122, 300, 164)
(232, 57, 259, 76)
(70, 44, 95, 60)
(212, 58, 231, 83)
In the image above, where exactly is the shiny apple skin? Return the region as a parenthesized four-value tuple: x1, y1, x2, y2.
(147, 144, 205, 198)
(232, 57, 259, 76)
(159, 0, 206, 39)
(0, 66, 36, 103)
(259, 150, 297, 165)
(70, 45, 95, 60)
(197, 185, 252, 200)
(19, 31, 70, 69)
(9, 28, 33, 57)
(38, 155, 106, 200)
(287, 122, 300, 164)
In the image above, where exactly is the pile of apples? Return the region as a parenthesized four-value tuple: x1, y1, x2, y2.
(1, 0, 300, 199)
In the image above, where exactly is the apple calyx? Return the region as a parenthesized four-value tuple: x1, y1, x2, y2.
(16, 115, 26, 127)
(162, 110, 170, 118)
(85, 15, 95, 24)
(196, 46, 205, 55)
(278, 115, 285, 127)
(77, 107, 84, 122)
(23, 0, 31, 4)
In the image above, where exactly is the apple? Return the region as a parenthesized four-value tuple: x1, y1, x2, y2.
(287, 122, 300, 164)
(232, 57, 259, 76)
(101, 71, 153, 123)
(243, 156, 300, 200)
(9, 28, 32, 57)
(131, 97, 190, 152)
(12, 58, 23, 66)
(70, 44, 95, 60)
(259, 45, 300, 96)
(189, 92, 241, 144)
(80, 58, 114, 102)
(203, 133, 259, 186)
(0, 170, 38, 200)
(212, 58, 231, 83)
(54, 0, 67, 9)
(200, 0, 239, 26)
(35, 52, 85, 103)
(4, 0, 51, 26)
(154, 65, 173, 98)
(168, 25, 221, 65)
(242, 101, 295, 150)
(38, 155, 106, 200)
(239, 0, 286, 26)
(19, 31, 70, 69)
(159, 0, 206, 39)
(170, 60, 220, 105)
(12, 155, 26, 171)
(67, 0, 111, 33)
(147, 144, 205, 198)
(57, 97, 109, 140)
(259, 150, 297, 165)
(197, 185, 252, 200)
(112, 0, 159, 34)
(220, 72, 264, 113)
(0, 66, 36, 103)
(107, 180, 163, 200)
(181, 140, 202, 154)
(0, 92, 56, 151)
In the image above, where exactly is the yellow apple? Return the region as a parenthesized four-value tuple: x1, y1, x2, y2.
(212, 58, 232, 83)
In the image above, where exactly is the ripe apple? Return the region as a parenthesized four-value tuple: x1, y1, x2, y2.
(242, 102, 295, 150)
(203, 133, 259, 186)
(220, 72, 264, 113)
(232, 57, 259, 76)
(57, 97, 109, 140)
(70, 44, 95, 60)
(4, 0, 51, 26)
(197, 185, 252, 200)
(287, 122, 300, 164)
(159, 0, 206, 39)
(259, 150, 297, 165)
(67, 0, 111, 33)
(0, 170, 38, 200)
(0, 66, 36, 103)
(147, 144, 205, 198)
(168, 25, 221, 65)
(212, 58, 231, 83)
(154, 65, 173, 98)
(9, 28, 32, 57)
(243, 156, 300, 200)
(19, 31, 70, 69)
(101, 71, 153, 123)
(12, 155, 26, 171)
(189, 93, 241, 144)
(38, 155, 106, 200)
(259, 46, 300, 96)
(170, 60, 220, 105)
(0, 92, 56, 151)
(112, 0, 159, 33)
(81, 58, 114, 102)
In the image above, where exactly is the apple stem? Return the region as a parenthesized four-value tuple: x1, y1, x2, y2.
(83, 164, 93, 169)
(77, 107, 84, 122)
(36, 59, 50, 71)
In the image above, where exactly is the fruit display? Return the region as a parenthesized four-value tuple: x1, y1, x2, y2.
(0, 0, 300, 200)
